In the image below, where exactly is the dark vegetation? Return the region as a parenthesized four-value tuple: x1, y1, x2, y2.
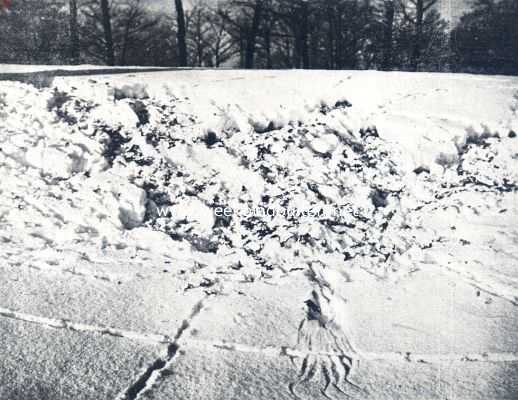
(0, 0, 516, 74)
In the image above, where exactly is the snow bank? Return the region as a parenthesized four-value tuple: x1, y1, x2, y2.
(1, 70, 517, 287)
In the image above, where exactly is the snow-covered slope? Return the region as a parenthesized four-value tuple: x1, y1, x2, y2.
(1, 69, 517, 399)
(1, 70, 517, 284)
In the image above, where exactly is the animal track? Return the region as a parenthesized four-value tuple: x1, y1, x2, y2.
(289, 283, 364, 399)
(289, 350, 363, 399)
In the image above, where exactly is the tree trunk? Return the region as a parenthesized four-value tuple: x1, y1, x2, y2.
(120, 11, 135, 65)
(293, 33, 302, 68)
(264, 28, 272, 69)
(239, 27, 246, 68)
(174, 0, 188, 66)
(300, 1, 309, 69)
(411, 0, 424, 71)
(69, 0, 80, 63)
(196, 12, 203, 66)
(326, 4, 336, 69)
(284, 37, 293, 68)
(310, 29, 319, 69)
(245, 0, 262, 69)
(335, 11, 343, 69)
(381, 0, 395, 70)
(100, 0, 114, 66)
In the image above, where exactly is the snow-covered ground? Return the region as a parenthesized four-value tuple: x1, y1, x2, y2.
(0, 68, 517, 399)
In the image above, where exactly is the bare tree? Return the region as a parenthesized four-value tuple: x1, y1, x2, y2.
(118, 0, 159, 65)
(245, 0, 263, 68)
(184, 0, 238, 67)
(100, 0, 115, 65)
(274, 0, 313, 68)
(80, 0, 164, 66)
(207, 4, 237, 67)
(381, 0, 395, 70)
(0, 0, 67, 64)
(174, 0, 188, 66)
(400, 0, 438, 71)
(453, 0, 518, 74)
(69, 0, 80, 63)
(260, 0, 275, 68)
(187, 4, 210, 66)
(220, 0, 265, 69)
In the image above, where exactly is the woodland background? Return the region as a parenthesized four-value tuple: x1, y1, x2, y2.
(0, 0, 517, 75)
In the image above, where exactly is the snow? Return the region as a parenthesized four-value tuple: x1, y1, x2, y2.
(1, 67, 518, 399)
(0, 317, 163, 400)
(0, 64, 169, 74)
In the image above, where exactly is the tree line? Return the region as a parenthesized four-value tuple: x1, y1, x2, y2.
(0, 0, 516, 74)
(452, 0, 518, 75)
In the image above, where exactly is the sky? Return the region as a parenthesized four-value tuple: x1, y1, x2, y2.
(438, 0, 471, 22)
(147, 0, 472, 23)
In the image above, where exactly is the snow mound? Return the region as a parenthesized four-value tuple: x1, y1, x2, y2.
(1, 73, 517, 289)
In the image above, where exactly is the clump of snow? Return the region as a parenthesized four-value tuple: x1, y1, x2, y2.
(168, 198, 215, 235)
(111, 83, 149, 101)
(308, 134, 340, 156)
